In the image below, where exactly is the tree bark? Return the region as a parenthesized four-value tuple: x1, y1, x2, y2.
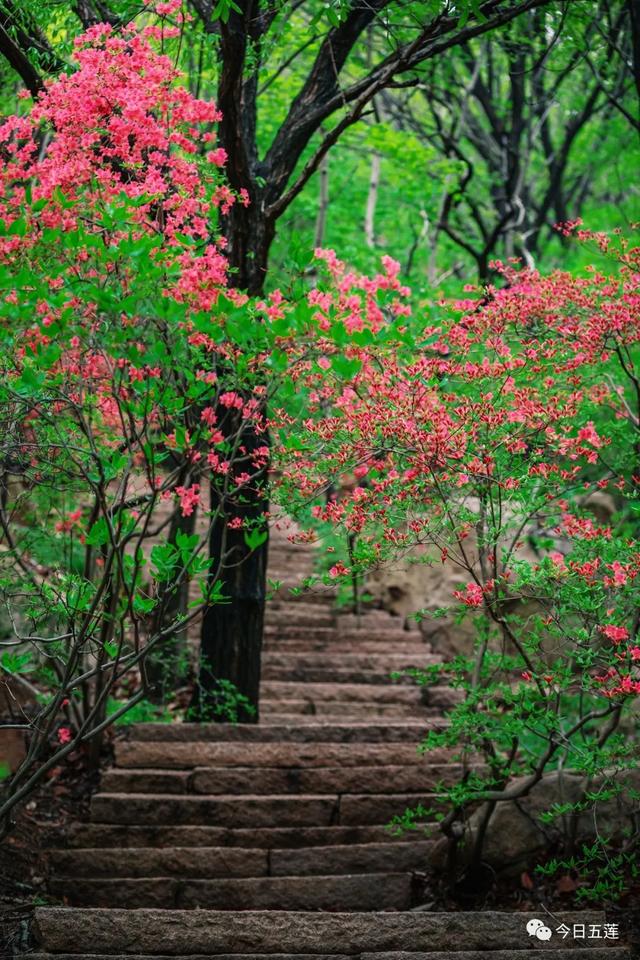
(146, 505, 197, 704)
(628, 0, 640, 117)
(192, 412, 269, 723)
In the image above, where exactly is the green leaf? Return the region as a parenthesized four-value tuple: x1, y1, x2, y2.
(244, 528, 268, 551)
(86, 517, 110, 547)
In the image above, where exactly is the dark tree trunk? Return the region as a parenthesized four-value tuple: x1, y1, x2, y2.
(146, 505, 197, 704)
(629, 0, 640, 118)
(223, 198, 276, 296)
(192, 412, 269, 724)
(193, 89, 274, 718)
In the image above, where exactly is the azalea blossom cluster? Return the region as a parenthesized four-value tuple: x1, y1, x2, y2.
(0, 20, 233, 249)
(274, 238, 640, 708)
(0, 13, 277, 794)
(0, 20, 269, 529)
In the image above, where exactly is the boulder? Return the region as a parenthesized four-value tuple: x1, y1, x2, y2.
(430, 768, 640, 877)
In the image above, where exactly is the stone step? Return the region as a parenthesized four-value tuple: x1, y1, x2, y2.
(124, 722, 434, 742)
(263, 626, 419, 644)
(50, 840, 433, 880)
(335, 630, 422, 643)
(269, 580, 332, 592)
(263, 654, 436, 670)
(48, 872, 414, 911)
(261, 668, 429, 685)
(270, 591, 336, 605)
(115, 741, 440, 769)
(89, 792, 440, 827)
(337, 613, 417, 629)
(267, 572, 317, 586)
(101, 763, 464, 795)
(260, 700, 433, 719)
(90, 793, 341, 827)
(33, 909, 616, 954)
(264, 612, 335, 626)
(23, 952, 632, 960)
(261, 714, 431, 726)
(261, 683, 424, 702)
(263, 626, 337, 639)
(262, 641, 429, 654)
(61, 822, 428, 849)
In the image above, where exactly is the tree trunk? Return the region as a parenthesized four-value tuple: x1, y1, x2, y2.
(146, 505, 197, 704)
(629, 0, 640, 122)
(192, 412, 269, 723)
(192, 200, 273, 722)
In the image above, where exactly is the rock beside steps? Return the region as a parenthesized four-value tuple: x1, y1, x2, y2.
(30, 534, 632, 956)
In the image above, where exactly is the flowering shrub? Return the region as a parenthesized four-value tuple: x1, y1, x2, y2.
(0, 17, 272, 833)
(274, 234, 640, 901)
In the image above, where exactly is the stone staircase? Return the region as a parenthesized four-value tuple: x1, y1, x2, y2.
(28, 532, 631, 957)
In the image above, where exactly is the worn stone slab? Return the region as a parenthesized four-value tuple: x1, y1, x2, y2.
(362, 953, 629, 958)
(100, 769, 191, 794)
(125, 722, 432, 742)
(48, 878, 178, 909)
(190, 764, 463, 795)
(50, 846, 268, 879)
(339, 793, 440, 825)
(260, 683, 422, 701)
(264, 611, 334, 626)
(61, 823, 427, 850)
(263, 654, 435, 670)
(176, 873, 412, 911)
(261, 667, 427, 684)
(258, 700, 429, 717)
(263, 626, 337, 640)
(262, 641, 428, 654)
(115, 742, 433, 770)
(49, 874, 413, 912)
(22, 952, 632, 960)
(271, 840, 433, 876)
(90, 793, 337, 827)
(304, 702, 431, 718)
(261, 714, 432, 726)
(33, 909, 611, 954)
(423, 687, 465, 707)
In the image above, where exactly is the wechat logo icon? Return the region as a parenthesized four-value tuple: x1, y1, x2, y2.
(526, 918, 553, 941)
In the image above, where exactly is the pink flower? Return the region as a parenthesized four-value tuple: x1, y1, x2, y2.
(55, 508, 83, 533)
(577, 421, 603, 448)
(175, 483, 201, 517)
(57, 727, 72, 744)
(600, 624, 630, 643)
(453, 583, 484, 607)
(329, 562, 349, 578)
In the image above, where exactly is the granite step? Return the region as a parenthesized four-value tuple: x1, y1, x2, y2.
(25, 952, 632, 960)
(260, 700, 434, 718)
(89, 792, 440, 827)
(60, 822, 429, 850)
(33, 909, 622, 954)
(261, 641, 429, 654)
(47, 873, 415, 911)
(121, 722, 435, 743)
(50, 841, 434, 880)
(100, 762, 465, 795)
(114, 741, 438, 769)
(260, 683, 425, 702)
